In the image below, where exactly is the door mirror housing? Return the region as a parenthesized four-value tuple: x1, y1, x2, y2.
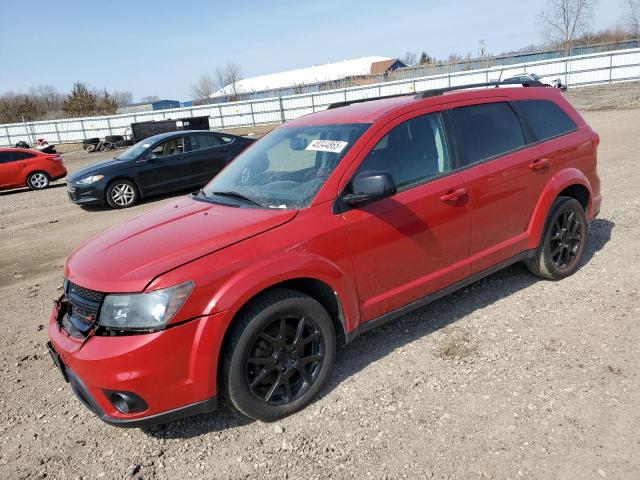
(343, 172, 396, 207)
(289, 137, 308, 150)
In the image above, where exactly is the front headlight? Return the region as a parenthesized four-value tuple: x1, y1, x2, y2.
(77, 174, 104, 185)
(99, 282, 194, 331)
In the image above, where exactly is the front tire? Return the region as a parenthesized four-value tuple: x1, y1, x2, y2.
(106, 179, 138, 208)
(222, 289, 336, 421)
(27, 171, 50, 190)
(527, 196, 588, 279)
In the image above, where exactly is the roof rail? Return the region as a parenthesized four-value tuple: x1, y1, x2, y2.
(326, 80, 544, 109)
(326, 93, 412, 110)
(414, 80, 545, 98)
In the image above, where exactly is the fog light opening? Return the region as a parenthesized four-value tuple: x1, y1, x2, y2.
(105, 390, 148, 414)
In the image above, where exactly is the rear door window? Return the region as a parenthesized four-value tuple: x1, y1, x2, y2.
(188, 133, 221, 152)
(0, 152, 14, 164)
(448, 102, 526, 167)
(511, 100, 577, 142)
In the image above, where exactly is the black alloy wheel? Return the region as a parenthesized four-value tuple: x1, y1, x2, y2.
(222, 288, 336, 421)
(549, 209, 583, 269)
(246, 315, 324, 405)
(527, 196, 588, 279)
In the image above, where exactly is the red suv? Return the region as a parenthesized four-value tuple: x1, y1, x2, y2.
(0, 148, 67, 191)
(48, 84, 601, 427)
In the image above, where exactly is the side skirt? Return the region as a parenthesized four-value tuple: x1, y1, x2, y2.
(345, 250, 535, 343)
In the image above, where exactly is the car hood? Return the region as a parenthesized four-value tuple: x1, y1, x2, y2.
(65, 196, 298, 292)
(68, 158, 131, 182)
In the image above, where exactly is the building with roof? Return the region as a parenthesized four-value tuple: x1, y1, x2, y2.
(370, 58, 406, 76)
(211, 57, 405, 101)
(117, 99, 180, 114)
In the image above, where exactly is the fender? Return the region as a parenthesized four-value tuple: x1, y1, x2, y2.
(207, 252, 361, 335)
(526, 167, 593, 250)
(181, 254, 359, 400)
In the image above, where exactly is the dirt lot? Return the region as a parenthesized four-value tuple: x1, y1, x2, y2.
(0, 87, 639, 479)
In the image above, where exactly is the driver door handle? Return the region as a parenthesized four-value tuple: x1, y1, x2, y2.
(440, 188, 468, 202)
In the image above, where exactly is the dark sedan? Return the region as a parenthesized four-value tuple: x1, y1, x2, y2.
(67, 130, 255, 208)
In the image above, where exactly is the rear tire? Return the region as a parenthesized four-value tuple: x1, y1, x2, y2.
(222, 288, 336, 421)
(527, 196, 587, 280)
(106, 179, 138, 208)
(26, 171, 50, 190)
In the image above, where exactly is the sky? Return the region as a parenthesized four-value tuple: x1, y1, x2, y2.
(0, 0, 624, 101)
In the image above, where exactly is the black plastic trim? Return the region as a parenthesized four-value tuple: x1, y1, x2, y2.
(63, 366, 217, 428)
(104, 390, 149, 414)
(345, 250, 535, 343)
(101, 397, 218, 428)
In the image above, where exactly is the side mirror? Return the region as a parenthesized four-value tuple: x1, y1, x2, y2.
(343, 172, 396, 207)
(290, 137, 308, 150)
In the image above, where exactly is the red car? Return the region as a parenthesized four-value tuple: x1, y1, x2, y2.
(0, 148, 67, 191)
(48, 83, 601, 427)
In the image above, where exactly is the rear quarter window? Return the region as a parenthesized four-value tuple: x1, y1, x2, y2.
(13, 152, 36, 160)
(511, 100, 577, 142)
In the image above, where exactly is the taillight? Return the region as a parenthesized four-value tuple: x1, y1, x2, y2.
(50, 154, 63, 162)
(590, 132, 600, 148)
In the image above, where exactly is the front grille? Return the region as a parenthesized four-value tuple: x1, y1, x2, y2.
(62, 281, 105, 337)
(68, 283, 104, 303)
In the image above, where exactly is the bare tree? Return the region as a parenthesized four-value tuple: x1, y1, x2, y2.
(140, 95, 161, 103)
(214, 62, 243, 100)
(35, 85, 62, 111)
(190, 74, 216, 103)
(111, 90, 133, 107)
(400, 52, 418, 66)
(539, 0, 596, 55)
(623, 0, 640, 45)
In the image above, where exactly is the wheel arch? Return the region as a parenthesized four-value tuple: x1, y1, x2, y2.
(557, 183, 589, 211)
(219, 274, 350, 345)
(526, 168, 593, 249)
(214, 275, 350, 397)
(23, 169, 49, 187)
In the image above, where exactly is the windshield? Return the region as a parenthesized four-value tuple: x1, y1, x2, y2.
(116, 136, 160, 160)
(202, 123, 369, 209)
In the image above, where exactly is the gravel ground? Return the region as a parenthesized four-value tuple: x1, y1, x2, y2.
(0, 90, 639, 479)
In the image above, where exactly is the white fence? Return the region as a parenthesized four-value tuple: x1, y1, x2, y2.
(2, 47, 639, 147)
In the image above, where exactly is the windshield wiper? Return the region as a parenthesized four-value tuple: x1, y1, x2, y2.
(209, 190, 263, 207)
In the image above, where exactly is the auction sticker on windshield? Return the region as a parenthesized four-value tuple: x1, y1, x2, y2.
(305, 139, 348, 153)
